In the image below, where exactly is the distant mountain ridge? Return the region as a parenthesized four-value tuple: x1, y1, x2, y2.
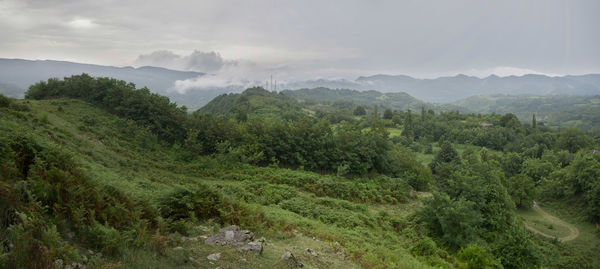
(2, 58, 599, 108)
(352, 73, 600, 102)
(0, 58, 202, 93)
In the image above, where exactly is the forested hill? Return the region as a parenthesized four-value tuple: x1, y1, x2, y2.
(280, 87, 464, 112)
(197, 87, 305, 120)
(454, 95, 600, 134)
(198, 87, 466, 123)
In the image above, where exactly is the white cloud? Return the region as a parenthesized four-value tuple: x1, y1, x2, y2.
(68, 18, 96, 29)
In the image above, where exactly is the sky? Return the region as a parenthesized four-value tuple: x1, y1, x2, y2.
(1, 0, 599, 82)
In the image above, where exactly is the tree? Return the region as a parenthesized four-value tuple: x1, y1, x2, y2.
(501, 152, 523, 178)
(522, 158, 553, 182)
(420, 193, 483, 247)
(457, 245, 502, 269)
(435, 141, 460, 163)
(506, 174, 536, 208)
(383, 109, 393, 119)
(403, 109, 413, 140)
(492, 225, 541, 269)
(498, 113, 521, 129)
(429, 141, 460, 173)
(353, 105, 366, 116)
(556, 128, 592, 153)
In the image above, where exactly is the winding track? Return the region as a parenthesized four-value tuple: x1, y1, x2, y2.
(523, 202, 579, 242)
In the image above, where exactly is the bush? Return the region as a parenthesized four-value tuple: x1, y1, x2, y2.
(410, 237, 438, 256)
(0, 94, 11, 107)
(457, 244, 502, 269)
(158, 185, 223, 221)
(86, 222, 123, 255)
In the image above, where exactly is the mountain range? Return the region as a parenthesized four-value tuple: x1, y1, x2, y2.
(2, 58, 600, 108)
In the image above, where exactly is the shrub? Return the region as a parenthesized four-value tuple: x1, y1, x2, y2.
(457, 244, 502, 269)
(86, 222, 123, 255)
(410, 237, 438, 256)
(158, 185, 222, 221)
(0, 94, 11, 107)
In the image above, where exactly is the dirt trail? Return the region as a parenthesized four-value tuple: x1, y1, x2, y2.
(523, 202, 579, 242)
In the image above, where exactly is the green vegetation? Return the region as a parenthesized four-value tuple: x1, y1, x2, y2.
(1, 74, 600, 268)
(454, 95, 600, 134)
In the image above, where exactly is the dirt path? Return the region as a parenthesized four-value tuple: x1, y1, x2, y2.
(523, 202, 579, 242)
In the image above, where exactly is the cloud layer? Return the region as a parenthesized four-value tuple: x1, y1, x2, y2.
(134, 50, 230, 73)
(1, 0, 598, 79)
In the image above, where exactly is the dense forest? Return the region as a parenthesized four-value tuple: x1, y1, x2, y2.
(1, 74, 600, 268)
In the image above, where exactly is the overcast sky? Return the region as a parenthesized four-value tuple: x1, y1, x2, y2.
(1, 0, 599, 80)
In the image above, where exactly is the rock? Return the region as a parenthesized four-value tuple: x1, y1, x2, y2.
(225, 231, 235, 241)
(68, 263, 86, 269)
(281, 251, 303, 267)
(173, 246, 184, 251)
(207, 253, 221, 261)
(305, 248, 318, 257)
(196, 225, 211, 232)
(205, 225, 254, 246)
(54, 259, 63, 268)
(238, 241, 263, 254)
(81, 255, 88, 263)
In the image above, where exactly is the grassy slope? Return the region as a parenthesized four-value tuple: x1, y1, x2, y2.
(1, 99, 442, 268)
(533, 198, 600, 268)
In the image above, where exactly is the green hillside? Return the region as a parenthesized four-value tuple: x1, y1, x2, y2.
(281, 87, 465, 113)
(453, 95, 600, 134)
(1, 75, 600, 268)
(197, 87, 305, 120)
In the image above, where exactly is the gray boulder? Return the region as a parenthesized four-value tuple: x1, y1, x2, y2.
(205, 225, 254, 246)
(207, 253, 221, 261)
(238, 241, 263, 254)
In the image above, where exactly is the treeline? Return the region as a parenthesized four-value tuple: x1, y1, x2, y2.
(384, 108, 594, 154)
(185, 114, 430, 187)
(26, 74, 187, 143)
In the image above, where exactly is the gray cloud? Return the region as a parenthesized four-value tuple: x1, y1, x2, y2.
(134, 50, 229, 72)
(0, 0, 599, 78)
